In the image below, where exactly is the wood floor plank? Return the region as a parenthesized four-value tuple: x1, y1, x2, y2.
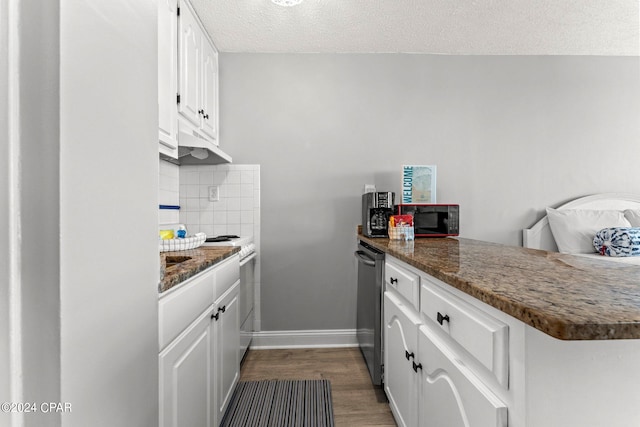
(240, 348, 396, 427)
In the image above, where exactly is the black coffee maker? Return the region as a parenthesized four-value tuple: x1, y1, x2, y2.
(362, 192, 395, 237)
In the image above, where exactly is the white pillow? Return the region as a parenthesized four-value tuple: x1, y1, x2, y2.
(546, 208, 631, 254)
(624, 209, 640, 227)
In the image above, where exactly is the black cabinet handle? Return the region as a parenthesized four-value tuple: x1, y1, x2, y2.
(390, 277, 398, 284)
(218, 305, 226, 313)
(204, 114, 209, 119)
(211, 312, 219, 321)
(412, 361, 422, 372)
(437, 312, 450, 325)
(198, 109, 204, 115)
(405, 351, 414, 361)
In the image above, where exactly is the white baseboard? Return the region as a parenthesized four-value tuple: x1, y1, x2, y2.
(250, 329, 359, 349)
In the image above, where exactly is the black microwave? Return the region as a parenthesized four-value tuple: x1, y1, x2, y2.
(396, 204, 459, 237)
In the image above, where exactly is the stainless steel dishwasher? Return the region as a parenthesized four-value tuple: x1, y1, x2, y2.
(355, 240, 385, 386)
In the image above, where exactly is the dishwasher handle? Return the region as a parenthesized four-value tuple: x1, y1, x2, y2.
(354, 250, 376, 267)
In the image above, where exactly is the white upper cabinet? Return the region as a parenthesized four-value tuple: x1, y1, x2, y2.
(158, 0, 179, 158)
(177, 0, 219, 145)
(178, 1, 201, 128)
(201, 42, 218, 140)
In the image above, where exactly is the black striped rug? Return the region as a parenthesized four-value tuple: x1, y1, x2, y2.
(220, 379, 334, 427)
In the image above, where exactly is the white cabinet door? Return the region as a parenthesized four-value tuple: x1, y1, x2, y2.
(201, 41, 218, 142)
(157, 0, 178, 158)
(159, 307, 213, 427)
(212, 280, 240, 425)
(418, 325, 508, 427)
(384, 291, 421, 427)
(178, 0, 202, 128)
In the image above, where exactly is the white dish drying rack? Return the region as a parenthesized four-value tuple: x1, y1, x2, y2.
(159, 232, 206, 252)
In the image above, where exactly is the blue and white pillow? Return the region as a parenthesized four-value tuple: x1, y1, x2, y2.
(593, 227, 640, 257)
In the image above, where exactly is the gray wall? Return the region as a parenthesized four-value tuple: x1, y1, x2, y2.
(219, 54, 640, 332)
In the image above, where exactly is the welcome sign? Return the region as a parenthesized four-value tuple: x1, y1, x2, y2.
(402, 165, 436, 203)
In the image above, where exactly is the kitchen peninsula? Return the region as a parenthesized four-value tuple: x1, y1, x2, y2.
(360, 234, 640, 427)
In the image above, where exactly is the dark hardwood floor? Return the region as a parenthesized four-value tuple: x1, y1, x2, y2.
(240, 347, 397, 426)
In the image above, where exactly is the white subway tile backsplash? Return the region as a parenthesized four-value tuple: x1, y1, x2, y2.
(159, 159, 180, 226)
(240, 184, 253, 198)
(227, 171, 241, 184)
(199, 210, 213, 225)
(186, 211, 200, 225)
(241, 170, 254, 184)
(199, 185, 210, 198)
(186, 185, 199, 199)
(213, 210, 227, 224)
(227, 211, 241, 225)
(241, 224, 253, 237)
(213, 198, 227, 211)
(159, 209, 178, 225)
(185, 198, 200, 211)
(227, 197, 242, 211)
(178, 164, 260, 240)
(241, 210, 253, 224)
(213, 224, 227, 236)
(214, 171, 227, 184)
(241, 197, 254, 211)
(200, 224, 214, 236)
(199, 171, 214, 185)
(227, 224, 241, 236)
(184, 171, 199, 185)
(199, 199, 214, 210)
(226, 184, 241, 197)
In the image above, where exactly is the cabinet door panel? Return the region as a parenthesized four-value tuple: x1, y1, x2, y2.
(212, 280, 240, 425)
(384, 291, 421, 427)
(418, 325, 507, 427)
(201, 41, 218, 141)
(159, 309, 212, 427)
(158, 0, 178, 156)
(178, 1, 201, 127)
(386, 260, 420, 310)
(420, 278, 509, 388)
(159, 270, 214, 351)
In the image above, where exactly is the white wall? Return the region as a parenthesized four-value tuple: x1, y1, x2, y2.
(0, 0, 12, 420)
(219, 53, 640, 332)
(59, 1, 159, 426)
(1, 1, 62, 426)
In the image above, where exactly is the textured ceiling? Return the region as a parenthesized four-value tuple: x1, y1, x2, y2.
(189, 0, 639, 55)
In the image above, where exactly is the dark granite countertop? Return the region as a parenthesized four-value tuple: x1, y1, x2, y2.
(159, 246, 240, 294)
(359, 234, 640, 340)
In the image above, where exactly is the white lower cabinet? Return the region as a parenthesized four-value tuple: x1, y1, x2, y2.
(212, 280, 240, 425)
(418, 325, 508, 427)
(159, 307, 214, 427)
(384, 256, 508, 427)
(159, 255, 240, 427)
(384, 291, 420, 427)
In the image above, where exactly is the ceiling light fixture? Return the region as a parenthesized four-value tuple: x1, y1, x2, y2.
(271, 0, 303, 6)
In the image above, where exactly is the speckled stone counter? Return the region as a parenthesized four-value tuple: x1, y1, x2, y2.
(159, 246, 240, 294)
(359, 235, 640, 340)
